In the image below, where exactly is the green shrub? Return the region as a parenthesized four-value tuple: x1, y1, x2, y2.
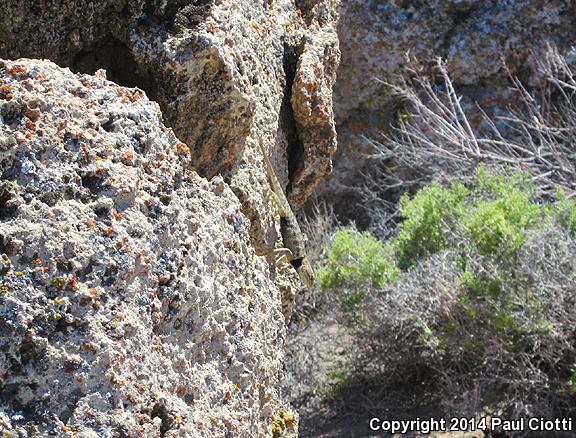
(461, 269, 503, 298)
(317, 228, 397, 311)
(318, 167, 548, 310)
(392, 166, 544, 264)
(464, 168, 541, 256)
(393, 181, 468, 268)
(317, 167, 576, 336)
(391, 168, 552, 341)
(317, 228, 396, 289)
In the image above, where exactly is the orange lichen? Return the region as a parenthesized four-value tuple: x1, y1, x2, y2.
(176, 141, 190, 155)
(0, 83, 13, 100)
(130, 89, 143, 102)
(314, 103, 328, 117)
(124, 149, 135, 160)
(25, 107, 41, 121)
(82, 341, 98, 352)
(207, 23, 220, 33)
(24, 117, 36, 131)
(8, 65, 27, 76)
(68, 275, 78, 289)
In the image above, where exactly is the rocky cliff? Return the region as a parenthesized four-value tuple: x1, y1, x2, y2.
(1, 0, 341, 318)
(2, 0, 574, 436)
(0, 0, 340, 436)
(0, 0, 339, 207)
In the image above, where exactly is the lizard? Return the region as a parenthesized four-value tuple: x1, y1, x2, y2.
(257, 140, 315, 288)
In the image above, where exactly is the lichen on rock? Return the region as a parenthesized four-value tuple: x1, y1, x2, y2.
(0, 58, 292, 437)
(0, 0, 342, 317)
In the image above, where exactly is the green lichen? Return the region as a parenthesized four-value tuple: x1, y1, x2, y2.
(51, 277, 66, 288)
(271, 408, 297, 438)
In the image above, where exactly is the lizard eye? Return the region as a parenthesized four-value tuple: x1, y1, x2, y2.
(290, 257, 304, 269)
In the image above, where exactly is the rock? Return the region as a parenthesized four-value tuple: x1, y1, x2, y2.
(0, 0, 340, 206)
(323, 0, 576, 220)
(0, 59, 295, 437)
(290, 18, 340, 207)
(0, 0, 341, 313)
(335, 0, 575, 120)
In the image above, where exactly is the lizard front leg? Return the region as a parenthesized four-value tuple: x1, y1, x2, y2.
(274, 247, 294, 265)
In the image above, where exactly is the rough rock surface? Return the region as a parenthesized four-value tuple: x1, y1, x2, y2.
(0, 0, 341, 314)
(336, 0, 576, 118)
(0, 0, 340, 206)
(323, 0, 576, 219)
(0, 59, 295, 437)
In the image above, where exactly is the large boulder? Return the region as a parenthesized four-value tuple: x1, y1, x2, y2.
(0, 58, 293, 437)
(0, 0, 340, 208)
(0, 0, 341, 315)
